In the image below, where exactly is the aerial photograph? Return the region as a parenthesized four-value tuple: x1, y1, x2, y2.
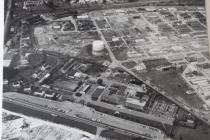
(2, 0, 210, 140)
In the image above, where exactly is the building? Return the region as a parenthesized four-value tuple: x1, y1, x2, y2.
(178, 119, 196, 128)
(3, 79, 8, 85)
(126, 98, 146, 111)
(79, 84, 91, 94)
(91, 86, 105, 101)
(172, 46, 184, 52)
(44, 92, 55, 99)
(125, 96, 149, 111)
(87, 101, 174, 135)
(61, 58, 74, 73)
(34, 91, 45, 96)
(12, 82, 21, 88)
(74, 72, 88, 79)
(101, 94, 121, 105)
(134, 62, 147, 72)
(38, 73, 51, 83)
(53, 80, 80, 92)
(77, 14, 89, 19)
(92, 40, 105, 56)
(23, 0, 43, 9)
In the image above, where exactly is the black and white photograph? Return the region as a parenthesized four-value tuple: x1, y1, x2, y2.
(2, 0, 210, 140)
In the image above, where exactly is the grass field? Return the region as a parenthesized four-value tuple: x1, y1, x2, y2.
(143, 58, 171, 71)
(172, 124, 210, 140)
(141, 70, 205, 110)
(28, 53, 45, 68)
(111, 47, 129, 61)
(122, 61, 137, 69)
(34, 25, 101, 56)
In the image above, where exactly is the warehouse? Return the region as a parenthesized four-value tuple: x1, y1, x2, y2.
(91, 86, 105, 101)
(101, 94, 121, 105)
(87, 101, 174, 135)
(53, 80, 81, 92)
(125, 97, 147, 111)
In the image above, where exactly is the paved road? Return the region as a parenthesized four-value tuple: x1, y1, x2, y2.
(104, 34, 210, 126)
(11, 0, 199, 22)
(13, 0, 171, 12)
(91, 14, 210, 126)
(6, 0, 209, 129)
(3, 92, 164, 140)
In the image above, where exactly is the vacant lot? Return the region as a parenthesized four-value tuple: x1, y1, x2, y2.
(34, 25, 100, 56)
(122, 61, 137, 69)
(172, 124, 210, 140)
(143, 58, 171, 71)
(141, 70, 205, 110)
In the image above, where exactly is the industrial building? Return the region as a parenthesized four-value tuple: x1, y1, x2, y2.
(87, 101, 174, 135)
(34, 91, 45, 97)
(44, 92, 56, 99)
(125, 96, 149, 111)
(3, 3, 210, 140)
(79, 84, 91, 94)
(92, 40, 105, 56)
(23, 0, 43, 10)
(91, 86, 105, 101)
(101, 94, 122, 105)
(61, 58, 74, 73)
(53, 80, 81, 92)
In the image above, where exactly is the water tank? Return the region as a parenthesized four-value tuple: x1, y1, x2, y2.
(92, 40, 105, 56)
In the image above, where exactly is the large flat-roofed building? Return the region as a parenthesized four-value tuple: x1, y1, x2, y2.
(61, 58, 74, 73)
(23, 0, 43, 9)
(87, 101, 174, 135)
(101, 94, 122, 105)
(125, 97, 147, 111)
(53, 80, 80, 92)
(91, 86, 105, 101)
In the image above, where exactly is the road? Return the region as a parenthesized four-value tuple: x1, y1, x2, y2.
(3, 92, 165, 140)
(91, 11, 210, 126)
(11, 0, 203, 22)
(5, 0, 209, 130)
(101, 27, 210, 126)
(13, 0, 172, 12)
(91, 10, 210, 126)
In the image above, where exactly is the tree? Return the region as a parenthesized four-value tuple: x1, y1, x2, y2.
(96, 78, 103, 85)
(79, 99, 86, 105)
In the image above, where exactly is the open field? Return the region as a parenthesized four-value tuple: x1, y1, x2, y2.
(34, 19, 101, 57)
(172, 124, 210, 140)
(91, 6, 210, 111)
(133, 69, 205, 110)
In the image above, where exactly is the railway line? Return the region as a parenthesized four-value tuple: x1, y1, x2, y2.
(3, 94, 160, 139)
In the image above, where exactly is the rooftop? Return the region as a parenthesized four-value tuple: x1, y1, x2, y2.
(90, 100, 174, 126)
